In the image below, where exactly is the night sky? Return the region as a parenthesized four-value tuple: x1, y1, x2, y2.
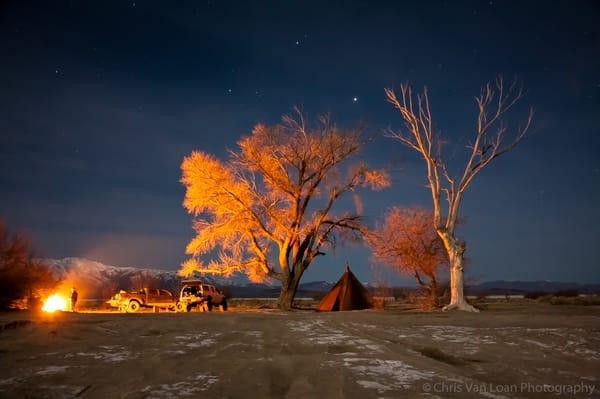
(1, 1, 599, 284)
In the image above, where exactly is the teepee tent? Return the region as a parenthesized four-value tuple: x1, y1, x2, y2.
(318, 264, 372, 311)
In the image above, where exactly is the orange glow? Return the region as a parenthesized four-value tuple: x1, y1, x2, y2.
(42, 294, 68, 312)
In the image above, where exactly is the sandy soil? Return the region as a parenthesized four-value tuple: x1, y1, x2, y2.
(0, 303, 599, 398)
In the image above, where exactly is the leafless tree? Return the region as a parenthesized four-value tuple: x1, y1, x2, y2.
(98, 269, 132, 298)
(130, 271, 161, 291)
(385, 76, 533, 312)
(0, 220, 56, 309)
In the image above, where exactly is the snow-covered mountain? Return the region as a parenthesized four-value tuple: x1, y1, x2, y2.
(45, 257, 179, 284)
(42, 257, 334, 299)
(45, 258, 599, 300)
(43, 257, 182, 299)
(43, 257, 253, 299)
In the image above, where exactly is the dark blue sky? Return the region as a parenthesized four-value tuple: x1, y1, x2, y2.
(1, 1, 599, 284)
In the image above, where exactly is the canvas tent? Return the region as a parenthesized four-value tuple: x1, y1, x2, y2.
(318, 264, 372, 311)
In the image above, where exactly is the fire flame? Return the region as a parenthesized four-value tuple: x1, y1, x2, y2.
(42, 294, 68, 312)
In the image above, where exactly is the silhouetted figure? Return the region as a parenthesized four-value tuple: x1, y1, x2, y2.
(70, 287, 78, 312)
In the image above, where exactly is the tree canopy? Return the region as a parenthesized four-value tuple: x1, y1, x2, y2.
(179, 111, 389, 309)
(364, 207, 447, 308)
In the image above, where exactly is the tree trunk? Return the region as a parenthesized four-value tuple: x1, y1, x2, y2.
(277, 270, 303, 311)
(429, 277, 439, 309)
(439, 233, 479, 312)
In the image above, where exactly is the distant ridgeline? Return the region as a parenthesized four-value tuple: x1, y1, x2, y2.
(42, 258, 600, 300)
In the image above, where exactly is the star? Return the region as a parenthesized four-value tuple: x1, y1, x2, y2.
(55, 69, 59, 74)
(295, 40, 300, 45)
(227, 88, 232, 94)
(352, 96, 359, 103)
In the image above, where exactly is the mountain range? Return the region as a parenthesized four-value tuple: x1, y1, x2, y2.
(43, 257, 600, 298)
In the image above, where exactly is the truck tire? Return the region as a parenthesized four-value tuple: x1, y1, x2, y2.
(220, 298, 228, 311)
(175, 302, 186, 312)
(127, 300, 141, 313)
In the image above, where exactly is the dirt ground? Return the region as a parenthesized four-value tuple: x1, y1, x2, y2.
(0, 303, 599, 399)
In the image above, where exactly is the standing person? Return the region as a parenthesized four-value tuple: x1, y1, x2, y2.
(70, 287, 78, 312)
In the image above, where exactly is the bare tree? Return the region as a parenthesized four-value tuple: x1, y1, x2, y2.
(179, 110, 389, 310)
(364, 207, 447, 309)
(130, 271, 161, 291)
(0, 220, 56, 309)
(98, 269, 131, 299)
(385, 76, 533, 312)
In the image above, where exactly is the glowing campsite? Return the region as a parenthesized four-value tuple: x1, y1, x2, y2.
(1, 1, 599, 398)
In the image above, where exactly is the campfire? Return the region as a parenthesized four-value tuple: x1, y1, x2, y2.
(42, 294, 68, 312)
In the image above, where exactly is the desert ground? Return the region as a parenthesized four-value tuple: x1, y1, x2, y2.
(0, 303, 599, 399)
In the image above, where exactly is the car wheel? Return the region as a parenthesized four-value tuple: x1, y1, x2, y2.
(220, 298, 228, 311)
(127, 300, 141, 313)
(206, 297, 213, 312)
(175, 302, 185, 312)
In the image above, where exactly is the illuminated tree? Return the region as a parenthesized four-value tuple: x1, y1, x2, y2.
(365, 207, 447, 309)
(179, 110, 390, 310)
(0, 220, 56, 309)
(385, 77, 533, 312)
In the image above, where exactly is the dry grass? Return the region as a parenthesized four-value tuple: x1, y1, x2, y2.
(544, 295, 600, 306)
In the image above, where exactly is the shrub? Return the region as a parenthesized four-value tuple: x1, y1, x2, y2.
(0, 220, 56, 309)
(553, 289, 579, 297)
(407, 289, 439, 311)
(549, 295, 600, 306)
(524, 291, 548, 300)
(372, 297, 387, 310)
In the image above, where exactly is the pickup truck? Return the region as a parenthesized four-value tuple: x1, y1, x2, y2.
(107, 288, 175, 313)
(175, 280, 227, 312)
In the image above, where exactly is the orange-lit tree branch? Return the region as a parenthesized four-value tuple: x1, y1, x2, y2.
(364, 207, 447, 309)
(180, 109, 390, 310)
